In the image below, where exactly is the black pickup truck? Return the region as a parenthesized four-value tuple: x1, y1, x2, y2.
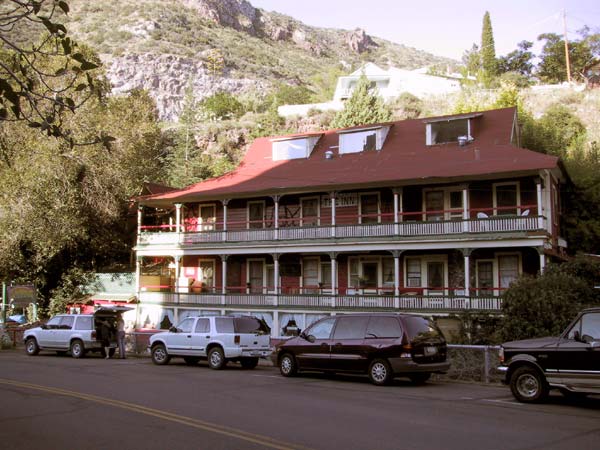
(498, 307, 600, 403)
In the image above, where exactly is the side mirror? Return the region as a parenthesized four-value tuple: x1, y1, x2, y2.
(41, 324, 48, 330)
(573, 330, 582, 342)
(169, 326, 178, 333)
(306, 334, 316, 343)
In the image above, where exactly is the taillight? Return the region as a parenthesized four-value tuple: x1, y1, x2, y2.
(401, 343, 412, 358)
(234, 335, 240, 344)
(498, 347, 504, 363)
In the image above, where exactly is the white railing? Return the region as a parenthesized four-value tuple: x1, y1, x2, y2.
(138, 292, 502, 311)
(138, 216, 546, 246)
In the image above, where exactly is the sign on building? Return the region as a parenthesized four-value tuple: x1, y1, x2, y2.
(7, 284, 36, 307)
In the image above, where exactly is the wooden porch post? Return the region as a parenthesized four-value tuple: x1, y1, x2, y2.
(221, 199, 229, 241)
(330, 191, 337, 237)
(461, 248, 473, 304)
(536, 179, 543, 230)
(272, 195, 280, 240)
(221, 255, 228, 305)
(273, 253, 280, 306)
(137, 205, 143, 244)
(391, 250, 403, 309)
(537, 247, 546, 273)
(329, 252, 338, 307)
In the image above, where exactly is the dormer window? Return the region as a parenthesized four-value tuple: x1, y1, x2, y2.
(271, 134, 322, 161)
(424, 113, 481, 145)
(338, 125, 390, 155)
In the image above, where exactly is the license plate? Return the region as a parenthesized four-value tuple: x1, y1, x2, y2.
(250, 351, 261, 356)
(424, 346, 437, 355)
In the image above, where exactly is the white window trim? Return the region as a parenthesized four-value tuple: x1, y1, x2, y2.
(301, 257, 320, 292)
(266, 264, 276, 294)
(346, 256, 386, 294)
(247, 200, 266, 229)
(422, 187, 465, 221)
(475, 259, 497, 296)
(300, 196, 321, 226)
(426, 119, 471, 146)
(493, 182, 521, 216)
(246, 258, 266, 294)
(359, 192, 381, 224)
(319, 261, 332, 294)
(403, 255, 448, 295)
(496, 252, 522, 293)
(198, 203, 217, 230)
(198, 259, 216, 288)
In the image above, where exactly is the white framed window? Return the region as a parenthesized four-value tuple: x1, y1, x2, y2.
(338, 126, 390, 154)
(301, 197, 320, 226)
(247, 259, 266, 294)
(497, 253, 521, 289)
(359, 192, 380, 224)
(302, 257, 320, 294)
(198, 204, 216, 231)
(476, 259, 495, 296)
(493, 182, 521, 216)
(347, 256, 385, 293)
(423, 187, 465, 221)
(271, 135, 321, 161)
(404, 256, 448, 294)
(247, 200, 265, 229)
(198, 259, 215, 290)
(426, 119, 470, 145)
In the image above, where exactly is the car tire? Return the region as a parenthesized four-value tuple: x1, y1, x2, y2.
(208, 347, 226, 370)
(240, 357, 259, 369)
(184, 356, 200, 366)
(409, 373, 431, 384)
(510, 366, 548, 403)
(151, 344, 171, 365)
(25, 338, 39, 356)
(279, 353, 298, 377)
(70, 340, 85, 359)
(369, 359, 393, 386)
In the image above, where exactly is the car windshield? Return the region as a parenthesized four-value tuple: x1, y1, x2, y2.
(233, 317, 270, 335)
(403, 316, 444, 343)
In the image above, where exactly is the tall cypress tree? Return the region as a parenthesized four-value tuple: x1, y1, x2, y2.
(481, 11, 498, 84)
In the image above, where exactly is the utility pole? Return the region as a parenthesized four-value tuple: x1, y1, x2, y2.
(563, 9, 572, 83)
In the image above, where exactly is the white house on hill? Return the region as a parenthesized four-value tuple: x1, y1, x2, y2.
(278, 63, 465, 117)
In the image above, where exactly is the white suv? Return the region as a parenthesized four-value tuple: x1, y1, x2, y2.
(149, 315, 272, 369)
(23, 306, 131, 358)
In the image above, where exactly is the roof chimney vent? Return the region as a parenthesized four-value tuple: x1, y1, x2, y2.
(325, 150, 334, 159)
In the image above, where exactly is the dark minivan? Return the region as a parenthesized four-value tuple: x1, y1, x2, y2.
(277, 313, 449, 385)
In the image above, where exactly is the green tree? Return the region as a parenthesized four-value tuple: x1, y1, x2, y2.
(499, 256, 600, 341)
(330, 74, 392, 128)
(390, 92, 423, 120)
(0, 80, 165, 309)
(200, 91, 244, 121)
(461, 43, 482, 79)
(536, 30, 599, 83)
(497, 40, 534, 77)
(0, 0, 100, 139)
(480, 11, 498, 85)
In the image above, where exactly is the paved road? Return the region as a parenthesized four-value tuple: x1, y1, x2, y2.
(0, 350, 599, 450)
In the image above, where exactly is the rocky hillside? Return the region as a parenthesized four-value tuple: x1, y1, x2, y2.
(62, 0, 452, 121)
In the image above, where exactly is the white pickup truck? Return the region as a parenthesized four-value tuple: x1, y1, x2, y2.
(149, 315, 272, 369)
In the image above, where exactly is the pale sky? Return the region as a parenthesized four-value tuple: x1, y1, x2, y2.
(250, 0, 600, 61)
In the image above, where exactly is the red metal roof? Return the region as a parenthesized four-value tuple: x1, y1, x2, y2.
(139, 107, 560, 206)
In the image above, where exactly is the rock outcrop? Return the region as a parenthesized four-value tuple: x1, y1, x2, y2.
(347, 28, 377, 53)
(106, 53, 267, 121)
